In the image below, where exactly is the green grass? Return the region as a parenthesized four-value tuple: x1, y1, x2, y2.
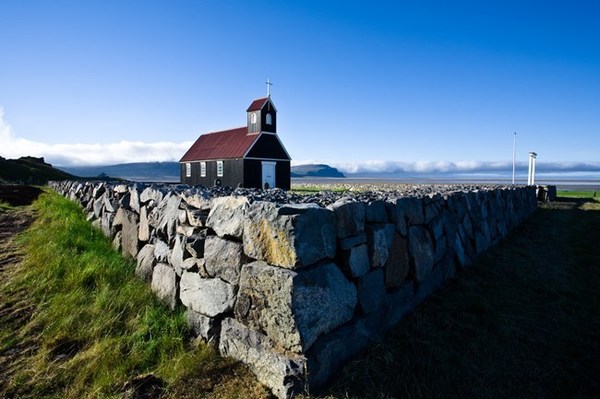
(0, 199, 13, 213)
(0, 190, 269, 399)
(558, 189, 599, 199)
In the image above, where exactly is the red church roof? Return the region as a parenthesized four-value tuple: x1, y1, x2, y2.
(180, 127, 258, 162)
(246, 97, 269, 112)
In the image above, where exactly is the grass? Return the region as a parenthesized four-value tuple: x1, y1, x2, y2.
(0, 190, 269, 399)
(312, 194, 600, 398)
(0, 199, 13, 213)
(291, 183, 351, 194)
(558, 190, 599, 199)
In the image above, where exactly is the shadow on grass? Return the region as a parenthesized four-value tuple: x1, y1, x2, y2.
(317, 201, 600, 399)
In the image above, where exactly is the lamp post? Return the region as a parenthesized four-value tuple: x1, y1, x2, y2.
(512, 132, 516, 185)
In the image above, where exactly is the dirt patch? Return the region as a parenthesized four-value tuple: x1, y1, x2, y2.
(0, 203, 37, 394)
(0, 185, 43, 207)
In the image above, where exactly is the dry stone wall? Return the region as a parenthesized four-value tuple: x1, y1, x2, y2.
(50, 181, 537, 399)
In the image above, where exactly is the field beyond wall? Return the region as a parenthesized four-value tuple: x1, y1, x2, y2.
(0, 187, 598, 399)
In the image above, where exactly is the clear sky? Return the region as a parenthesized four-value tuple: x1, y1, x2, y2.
(1, 0, 599, 175)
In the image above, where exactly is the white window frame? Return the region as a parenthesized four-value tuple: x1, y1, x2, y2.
(185, 162, 191, 177)
(266, 113, 272, 125)
(251, 112, 257, 123)
(216, 161, 224, 177)
(200, 161, 206, 177)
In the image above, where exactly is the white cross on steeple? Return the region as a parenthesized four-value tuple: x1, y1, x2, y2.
(266, 78, 273, 97)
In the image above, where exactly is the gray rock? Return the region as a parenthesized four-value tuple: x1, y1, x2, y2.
(384, 232, 409, 288)
(181, 257, 199, 272)
(128, 185, 142, 213)
(138, 205, 150, 242)
(103, 193, 116, 213)
(117, 208, 140, 259)
(383, 281, 414, 329)
(206, 196, 248, 239)
(186, 310, 220, 342)
(204, 236, 244, 285)
(114, 184, 128, 194)
(327, 197, 365, 239)
(408, 225, 434, 282)
(341, 243, 370, 278)
(93, 197, 104, 218)
(243, 202, 336, 269)
(338, 232, 367, 250)
(392, 199, 408, 236)
(112, 231, 122, 252)
(136, 244, 156, 282)
(157, 195, 181, 242)
(306, 322, 369, 390)
(170, 235, 186, 275)
(185, 233, 206, 258)
(397, 197, 425, 225)
(219, 318, 307, 399)
(140, 186, 165, 204)
(357, 269, 385, 313)
(235, 261, 357, 353)
(186, 208, 207, 227)
(151, 263, 177, 310)
(101, 211, 115, 238)
(179, 272, 236, 317)
(366, 223, 394, 268)
(153, 240, 170, 263)
(365, 200, 388, 223)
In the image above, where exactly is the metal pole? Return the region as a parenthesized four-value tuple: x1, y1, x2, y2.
(531, 153, 537, 185)
(512, 132, 516, 185)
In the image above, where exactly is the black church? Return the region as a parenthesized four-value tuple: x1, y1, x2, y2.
(179, 96, 291, 190)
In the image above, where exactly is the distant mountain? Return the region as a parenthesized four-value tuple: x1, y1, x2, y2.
(291, 164, 345, 178)
(0, 156, 77, 185)
(58, 162, 180, 182)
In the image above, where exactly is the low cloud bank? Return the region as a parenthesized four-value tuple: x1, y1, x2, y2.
(298, 160, 600, 176)
(0, 108, 192, 166)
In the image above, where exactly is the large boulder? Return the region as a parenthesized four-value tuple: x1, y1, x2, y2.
(408, 225, 434, 281)
(179, 272, 236, 317)
(384, 232, 409, 288)
(151, 263, 177, 310)
(204, 236, 244, 285)
(136, 244, 156, 282)
(219, 318, 307, 399)
(205, 196, 248, 239)
(114, 208, 140, 259)
(243, 202, 336, 269)
(326, 197, 365, 239)
(234, 261, 357, 353)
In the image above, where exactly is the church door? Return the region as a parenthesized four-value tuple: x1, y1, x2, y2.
(261, 161, 276, 189)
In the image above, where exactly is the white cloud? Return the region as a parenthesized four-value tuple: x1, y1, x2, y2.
(329, 160, 600, 175)
(0, 107, 193, 166)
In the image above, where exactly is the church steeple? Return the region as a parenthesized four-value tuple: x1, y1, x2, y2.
(246, 96, 277, 134)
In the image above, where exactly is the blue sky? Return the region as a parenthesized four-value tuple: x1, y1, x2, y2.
(0, 1, 599, 175)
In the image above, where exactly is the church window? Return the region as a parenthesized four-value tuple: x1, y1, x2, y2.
(217, 161, 224, 177)
(266, 113, 272, 125)
(200, 162, 206, 177)
(251, 113, 257, 123)
(185, 162, 191, 177)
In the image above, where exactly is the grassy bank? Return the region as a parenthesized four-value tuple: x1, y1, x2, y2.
(0, 190, 268, 399)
